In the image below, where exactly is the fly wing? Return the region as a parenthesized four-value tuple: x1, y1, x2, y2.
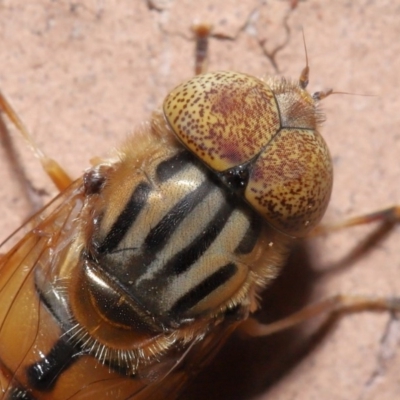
(0, 179, 86, 398)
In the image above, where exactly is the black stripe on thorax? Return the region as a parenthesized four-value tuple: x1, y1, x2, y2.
(104, 177, 216, 285)
(169, 262, 237, 316)
(143, 178, 214, 253)
(160, 200, 235, 277)
(97, 181, 152, 254)
(234, 212, 262, 254)
(156, 150, 193, 182)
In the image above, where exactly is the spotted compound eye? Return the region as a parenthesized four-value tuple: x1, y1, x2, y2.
(163, 71, 333, 237)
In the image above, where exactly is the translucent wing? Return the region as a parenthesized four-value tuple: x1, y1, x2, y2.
(0, 179, 86, 398)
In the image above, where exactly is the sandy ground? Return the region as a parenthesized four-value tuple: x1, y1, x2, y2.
(0, 1, 400, 399)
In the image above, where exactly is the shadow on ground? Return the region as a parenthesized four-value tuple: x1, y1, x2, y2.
(180, 240, 322, 400)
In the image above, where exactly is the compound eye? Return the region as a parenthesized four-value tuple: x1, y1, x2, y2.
(163, 71, 280, 172)
(246, 128, 333, 237)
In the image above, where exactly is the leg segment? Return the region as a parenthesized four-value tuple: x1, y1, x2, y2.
(0, 90, 73, 192)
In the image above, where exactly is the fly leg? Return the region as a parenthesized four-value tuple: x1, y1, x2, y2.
(0, 90, 73, 197)
(240, 294, 400, 337)
(313, 206, 400, 235)
(240, 206, 400, 337)
(192, 23, 213, 75)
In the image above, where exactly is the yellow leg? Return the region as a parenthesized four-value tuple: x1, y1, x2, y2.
(240, 294, 400, 338)
(313, 206, 400, 235)
(192, 23, 213, 75)
(0, 90, 73, 192)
